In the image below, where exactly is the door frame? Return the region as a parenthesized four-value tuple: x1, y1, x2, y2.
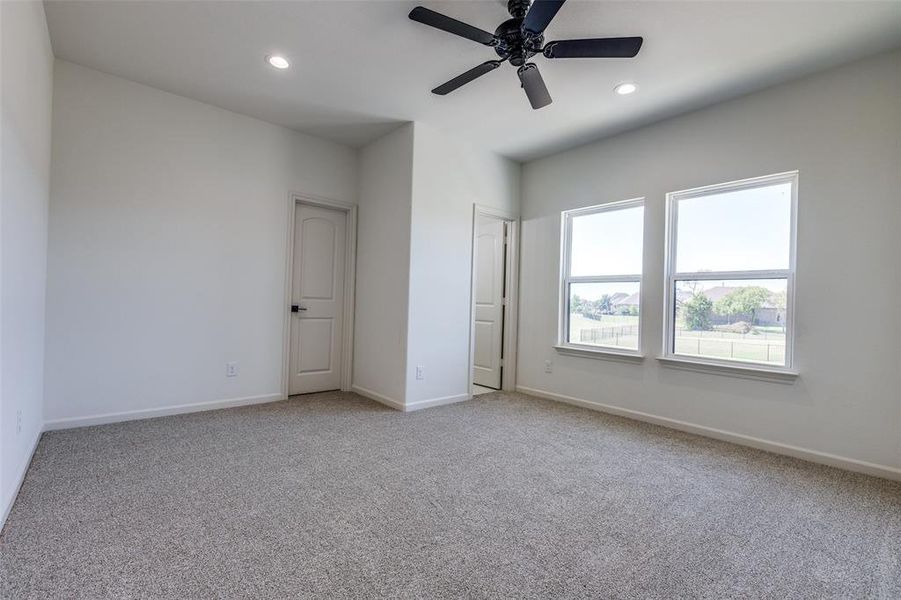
(282, 192, 358, 398)
(468, 204, 520, 394)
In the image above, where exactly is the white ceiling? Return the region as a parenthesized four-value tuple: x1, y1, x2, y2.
(44, 0, 901, 161)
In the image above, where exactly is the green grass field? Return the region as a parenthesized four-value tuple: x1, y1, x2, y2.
(674, 335, 785, 364)
(674, 323, 786, 364)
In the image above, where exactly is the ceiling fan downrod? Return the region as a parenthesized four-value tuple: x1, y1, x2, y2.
(507, 0, 531, 19)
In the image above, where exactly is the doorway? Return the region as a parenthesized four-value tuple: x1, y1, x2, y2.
(469, 206, 519, 394)
(283, 194, 357, 397)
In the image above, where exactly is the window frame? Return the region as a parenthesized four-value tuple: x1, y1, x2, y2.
(558, 197, 646, 359)
(662, 171, 799, 374)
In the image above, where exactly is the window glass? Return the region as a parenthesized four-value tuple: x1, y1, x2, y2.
(673, 279, 787, 366)
(675, 182, 791, 273)
(570, 205, 644, 277)
(568, 282, 640, 350)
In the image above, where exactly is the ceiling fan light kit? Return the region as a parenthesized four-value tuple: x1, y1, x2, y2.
(409, 0, 643, 110)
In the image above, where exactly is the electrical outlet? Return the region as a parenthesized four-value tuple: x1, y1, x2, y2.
(226, 362, 239, 378)
(544, 360, 553, 374)
(415, 365, 424, 380)
(16, 409, 22, 435)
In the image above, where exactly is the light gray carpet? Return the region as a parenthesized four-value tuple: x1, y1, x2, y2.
(1, 391, 899, 599)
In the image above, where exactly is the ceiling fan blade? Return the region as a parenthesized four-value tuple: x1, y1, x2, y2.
(409, 6, 497, 46)
(432, 61, 503, 95)
(543, 37, 643, 59)
(517, 63, 552, 109)
(522, 0, 567, 36)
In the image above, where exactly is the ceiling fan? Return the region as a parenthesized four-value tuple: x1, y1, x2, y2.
(409, 0, 643, 109)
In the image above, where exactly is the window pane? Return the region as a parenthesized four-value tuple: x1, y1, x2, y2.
(673, 279, 788, 366)
(675, 182, 791, 272)
(570, 205, 643, 277)
(568, 282, 640, 350)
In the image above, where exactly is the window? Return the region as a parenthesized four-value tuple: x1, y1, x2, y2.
(664, 172, 797, 371)
(560, 199, 644, 355)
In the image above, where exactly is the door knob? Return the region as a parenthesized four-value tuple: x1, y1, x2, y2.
(291, 305, 307, 313)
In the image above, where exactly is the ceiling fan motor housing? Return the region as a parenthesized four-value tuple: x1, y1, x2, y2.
(494, 17, 542, 66)
(497, 0, 546, 67)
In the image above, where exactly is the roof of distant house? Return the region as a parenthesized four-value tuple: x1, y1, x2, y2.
(613, 292, 640, 306)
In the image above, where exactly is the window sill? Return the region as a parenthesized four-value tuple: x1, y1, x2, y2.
(656, 356, 799, 383)
(554, 345, 645, 364)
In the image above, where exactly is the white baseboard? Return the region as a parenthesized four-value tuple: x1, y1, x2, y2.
(404, 393, 471, 412)
(517, 385, 901, 482)
(43, 393, 284, 431)
(351, 386, 471, 412)
(1, 428, 42, 533)
(351, 385, 404, 411)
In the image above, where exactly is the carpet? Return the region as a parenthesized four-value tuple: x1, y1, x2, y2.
(1, 391, 899, 598)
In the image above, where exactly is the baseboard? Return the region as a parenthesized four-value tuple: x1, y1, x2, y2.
(1, 428, 42, 533)
(350, 386, 471, 413)
(516, 385, 901, 482)
(351, 385, 404, 411)
(404, 393, 471, 412)
(42, 393, 284, 431)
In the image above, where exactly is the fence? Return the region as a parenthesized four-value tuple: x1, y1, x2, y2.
(675, 327, 786, 341)
(577, 323, 785, 362)
(580, 324, 639, 346)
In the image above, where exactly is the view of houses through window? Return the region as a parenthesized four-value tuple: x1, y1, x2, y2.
(674, 279, 788, 365)
(568, 281, 641, 349)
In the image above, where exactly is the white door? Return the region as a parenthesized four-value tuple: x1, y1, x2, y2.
(473, 216, 506, 389)
(289, 204, 346, 395)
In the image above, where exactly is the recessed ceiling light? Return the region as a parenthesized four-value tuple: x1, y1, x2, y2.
(266, 55, 290, 70)
(614, 82, 638, 95)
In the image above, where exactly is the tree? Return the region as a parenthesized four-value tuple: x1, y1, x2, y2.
(714, 287, 770, 325)
(772, 290, 787, 311)
(571, 294, 584, 314)
(682, 293, 713, 330)
(770, 289, 788, 331)
(597, 294, 613, 315)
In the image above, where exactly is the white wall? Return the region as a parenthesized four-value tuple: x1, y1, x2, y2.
(352, 124, 414, 406)
(518, 50, 901, 473)
(1, 0, 54, 524)
(44, 61, 357, 426)
(352, 123, 520, 409)
(405, 124, 520, 405)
